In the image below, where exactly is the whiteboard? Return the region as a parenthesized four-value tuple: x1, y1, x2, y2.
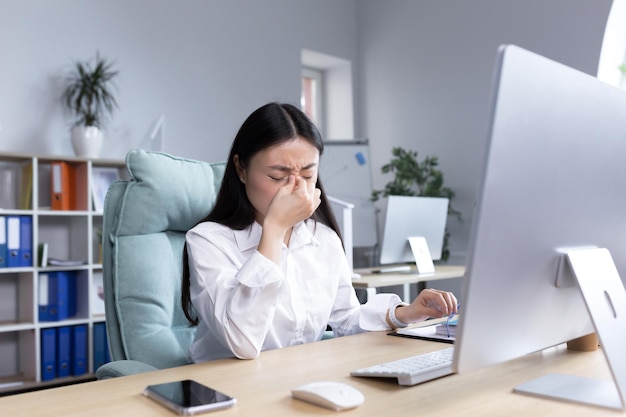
(319, 140, 378, 247)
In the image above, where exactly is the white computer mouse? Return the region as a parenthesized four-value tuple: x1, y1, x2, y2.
(291, 381, 364, 411)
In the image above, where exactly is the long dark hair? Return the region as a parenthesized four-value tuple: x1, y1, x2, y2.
(182, 102, 342, 325)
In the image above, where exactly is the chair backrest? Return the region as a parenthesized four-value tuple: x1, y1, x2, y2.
(102, 149, 225, 369)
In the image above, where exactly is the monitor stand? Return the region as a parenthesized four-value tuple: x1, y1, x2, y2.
(408, 236, 435, 274)
(513, 247, 626, 410)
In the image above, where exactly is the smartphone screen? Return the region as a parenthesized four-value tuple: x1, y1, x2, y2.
(143, 379, 236, 415)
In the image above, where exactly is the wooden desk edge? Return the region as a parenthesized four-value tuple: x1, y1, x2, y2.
(352, 265, 465, 288)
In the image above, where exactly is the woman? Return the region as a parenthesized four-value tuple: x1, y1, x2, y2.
(182, 102, 457, 363)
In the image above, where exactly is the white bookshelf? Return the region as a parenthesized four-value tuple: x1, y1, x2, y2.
(0, 152, 126, 394)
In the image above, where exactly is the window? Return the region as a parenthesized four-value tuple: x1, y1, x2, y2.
(301, 67, 323, 128)
(301, 49, 354, 139)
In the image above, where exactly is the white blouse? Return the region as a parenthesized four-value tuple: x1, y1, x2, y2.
(186, 219, 402, 363)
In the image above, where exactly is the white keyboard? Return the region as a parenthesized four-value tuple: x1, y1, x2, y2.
(350, 347, 454, 386)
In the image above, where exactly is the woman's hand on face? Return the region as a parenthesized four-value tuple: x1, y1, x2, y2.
(265, 175, 321, 230)
(396, 288, 458, 324)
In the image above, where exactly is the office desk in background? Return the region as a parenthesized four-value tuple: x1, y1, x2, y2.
(0, 331, 616, 416)
(353, 264, 465, 302)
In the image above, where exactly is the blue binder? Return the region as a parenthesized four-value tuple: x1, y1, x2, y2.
(0, 215, 6, 268)
(59, 270, 78, 319)
(41, 328, 57, 381)
(93, 322, 110, 371)
(57, 326, 71, 378)
(18, 215, 33, 266)
(38, 273, 51, 321)
(40, 271, 78, 321)
(6, 215, 20, 267)
(71, 325, 88, 376)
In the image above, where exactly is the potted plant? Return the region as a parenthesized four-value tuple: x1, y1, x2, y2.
(371, 147, 462, 261)
(62, 52, 119, 158)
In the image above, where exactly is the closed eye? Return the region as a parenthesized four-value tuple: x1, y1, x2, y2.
(269, 174, 314, 182)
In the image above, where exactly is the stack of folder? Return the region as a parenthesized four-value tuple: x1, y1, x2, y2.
(435, 317, 458, 338)
(41, 325, 88, 381)
(0, 215, 32, 268)
(39, 271, 78, 321)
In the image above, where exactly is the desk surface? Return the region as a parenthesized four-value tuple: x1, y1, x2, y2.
(352, 264, 465, 288)
(1, 331, 619, 416)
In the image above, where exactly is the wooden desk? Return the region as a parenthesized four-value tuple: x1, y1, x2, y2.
(353, 264, 465, 302)
(1, 331, 618, 416)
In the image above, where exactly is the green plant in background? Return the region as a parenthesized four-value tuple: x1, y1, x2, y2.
(62, 52, 119, 128)
(371, 147, 462, 261)
(619, 63, 626, 75)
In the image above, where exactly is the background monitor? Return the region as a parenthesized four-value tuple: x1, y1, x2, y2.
(454, 43, 626, 396)
(379, 195, 449, 264)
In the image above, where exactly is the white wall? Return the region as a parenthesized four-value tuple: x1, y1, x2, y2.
(0, 0, 615, 264)
(0, 0, 358, 162)
(356, 0, 613, 262)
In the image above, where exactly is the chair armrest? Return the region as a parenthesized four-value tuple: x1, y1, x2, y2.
(95, 360, 160, 379)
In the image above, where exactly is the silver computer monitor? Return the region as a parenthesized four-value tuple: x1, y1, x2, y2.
(379, 195, 449, 264)
(454, 44, 626, 409)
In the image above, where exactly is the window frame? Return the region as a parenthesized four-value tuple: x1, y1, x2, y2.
(301, 66, 324, 132)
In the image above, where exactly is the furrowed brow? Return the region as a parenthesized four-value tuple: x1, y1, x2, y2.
(268, 163, 317, 172)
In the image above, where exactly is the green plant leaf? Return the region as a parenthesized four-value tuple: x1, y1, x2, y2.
(62, 51, 119, 129)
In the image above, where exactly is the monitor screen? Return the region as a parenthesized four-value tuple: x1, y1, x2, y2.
(379, 195, 449, 264)
(455, 43, 626, 381)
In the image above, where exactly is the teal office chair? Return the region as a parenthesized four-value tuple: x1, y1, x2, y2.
(95, 149, 225, 379)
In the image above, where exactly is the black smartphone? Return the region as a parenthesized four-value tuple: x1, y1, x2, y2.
(143, 379, 236, 415)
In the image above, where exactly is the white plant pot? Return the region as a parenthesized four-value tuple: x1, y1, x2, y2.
(71, 126, 103, 158)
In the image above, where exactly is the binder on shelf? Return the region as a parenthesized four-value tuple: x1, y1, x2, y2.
(38, 271, 78, 321)
(19, 162, 33, 210)
(0, 166, 18, 209)
(38, 242, 49, 267)
(57, 326, 71, 378)
(63, 271, 78, 319)
(18, 215, 32, 267)
(50, 161, 88, 211)
(41, 328, 57, 381)
(93, 322, 110, 371)
(38, 273, 51, 321)
(71, 325, 88, 376)
(6, 216, 20, 267)
(54, 271, 77, 321)
(73, 163, 89, 211)
(0, 216, 6, 268)
(51, 161, 72, 210)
